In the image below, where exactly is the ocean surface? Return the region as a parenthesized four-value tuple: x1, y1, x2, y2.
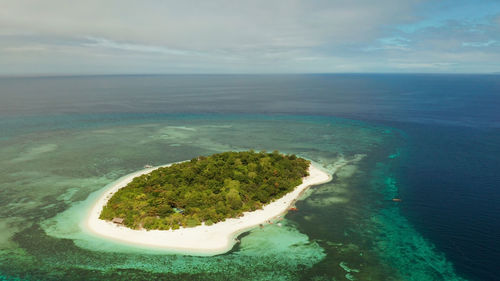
(0, 74, 498, 281)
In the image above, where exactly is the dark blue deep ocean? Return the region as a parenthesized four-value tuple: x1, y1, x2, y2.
(1, 74, 499, 281)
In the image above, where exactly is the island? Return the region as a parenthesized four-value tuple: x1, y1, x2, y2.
(86, 150, 331, 255)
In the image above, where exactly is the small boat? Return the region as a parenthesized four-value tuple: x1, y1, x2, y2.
(289, 207, 298, 211)
(144, 164, 153, 168)
(392, 198, 402, 202)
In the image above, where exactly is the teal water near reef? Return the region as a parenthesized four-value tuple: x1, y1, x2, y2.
(3, 74, 499, 280)
(0, 114, 464, 280)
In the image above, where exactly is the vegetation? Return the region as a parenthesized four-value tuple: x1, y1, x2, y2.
(100, 150, 310, 230)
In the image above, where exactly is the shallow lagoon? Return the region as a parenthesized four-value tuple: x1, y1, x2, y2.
(0, 114, 466, 280)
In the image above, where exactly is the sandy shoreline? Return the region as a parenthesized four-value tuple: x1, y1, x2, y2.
(86, 162, 331, 256)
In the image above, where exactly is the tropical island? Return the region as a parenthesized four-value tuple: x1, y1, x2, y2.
(100, 151, 310, 230)
(86, 150, 332, 255)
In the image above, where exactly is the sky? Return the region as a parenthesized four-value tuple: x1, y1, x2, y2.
(1, 0, 499, 75)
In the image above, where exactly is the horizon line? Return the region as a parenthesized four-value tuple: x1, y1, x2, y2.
(1, 72, 499, 79)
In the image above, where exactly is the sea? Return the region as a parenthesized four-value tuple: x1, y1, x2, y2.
(0, 74, 498, 281)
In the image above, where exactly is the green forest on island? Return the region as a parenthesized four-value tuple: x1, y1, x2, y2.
(100, 151, 310, 230)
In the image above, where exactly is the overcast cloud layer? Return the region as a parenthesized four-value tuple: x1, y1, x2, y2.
(1, 0, 499, 74)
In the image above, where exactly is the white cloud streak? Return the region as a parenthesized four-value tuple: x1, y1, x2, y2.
(82, 37, 200, 56)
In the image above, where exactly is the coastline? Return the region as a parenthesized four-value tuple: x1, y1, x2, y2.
(85, 162, 332, 256)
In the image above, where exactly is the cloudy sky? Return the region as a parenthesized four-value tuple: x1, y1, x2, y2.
(1, 0, 499, 75)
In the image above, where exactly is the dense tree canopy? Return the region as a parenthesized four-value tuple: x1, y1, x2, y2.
(100, 151, 310, 230)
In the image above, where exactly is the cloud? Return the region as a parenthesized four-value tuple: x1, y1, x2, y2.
(82, 37, 200, 56)
(0, 0, 420, 49)
(390, 62, 456, 69)
(462, 40, 498, 47)
(0, 0, 499, 74)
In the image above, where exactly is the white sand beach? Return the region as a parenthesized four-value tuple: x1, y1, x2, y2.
(86, 162, 331, 256)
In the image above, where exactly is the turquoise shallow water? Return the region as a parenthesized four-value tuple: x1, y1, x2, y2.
(0, 113, 467, 280)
